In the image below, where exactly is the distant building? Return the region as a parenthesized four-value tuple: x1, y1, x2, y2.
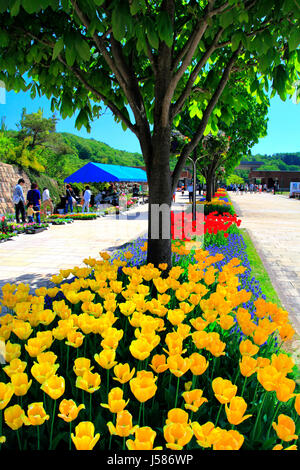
(249, 170, 300, 190)
(236, 161, 264, 171)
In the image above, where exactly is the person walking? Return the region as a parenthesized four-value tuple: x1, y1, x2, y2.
(42, 187, 53, 215)
(65, 184, 76, 214)
(82, 185, 92, 213)
(26, 183, 41, 223)
(12, 178, 26, 223)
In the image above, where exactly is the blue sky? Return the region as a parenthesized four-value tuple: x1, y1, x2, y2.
(0, 86, 299, 156)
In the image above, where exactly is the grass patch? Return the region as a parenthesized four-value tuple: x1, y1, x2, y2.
(240, 228, 283, 308)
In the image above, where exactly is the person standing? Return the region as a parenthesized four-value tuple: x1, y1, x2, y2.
(12, 178, 26, 223)
(82, 185, 92, 213)
(26, 183, 41, 223)
(65, 184, 76, 214)
(42, 187, 53, 215)
(187, 183, 193, 203)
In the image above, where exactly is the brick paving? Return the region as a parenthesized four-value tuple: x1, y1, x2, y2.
(0, 204, 148, 293)
(230, 191, 300, 344)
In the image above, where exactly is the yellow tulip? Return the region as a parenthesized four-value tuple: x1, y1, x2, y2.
(129, 338, 152, 361)
(239, 356, 258, 377)
(271, 353, 295, 375)
(167, 355, 190, 377)
(36, 351, 57, 365)
(94, 349, 117, 369)
(11, 373, 32, 396)
(31, 361, 59, 385)
(113, 363, 135, 384)
(4, 404, 27, 430)
(239, 339, 259, 357)
(275, 377, 296, 402)
(4, 341, 21, 362)
(182, 389, 208, 412)
(107, 410, 136, 437)
(189, 353, 209, 376)
(166, 408, 189, 425)
(25, 338, 47, 358)
(191, 421, 220, 448)
(127, 426, 161, 450)
(3, 358, 27, 378)
(71, 421, 100, 450)
(150, 354, 169, 374)
(212, 429, 244, 450)
(129, 370, 157, 403)
(76, 370, 101, 394)
(212, 377, 237, 404)
(26, 402, 50, 425)
(163, 422, 193, 450)
(41, 375, 65, 400)
(225, 396, 252, 425)
(101, 387, 129, 413)
(0, 382, 14, 410)
(272, 414, 298, 442)
(58, 399, 85, 422)
(65, 329, 84, 348)
(12, 320, 33, 340)
(73, 357, 94, 377)
(295, 394, 300, 415)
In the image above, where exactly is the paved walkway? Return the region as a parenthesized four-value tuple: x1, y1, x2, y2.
(230, 191, 300, 338)
(0, 204, 148, 293)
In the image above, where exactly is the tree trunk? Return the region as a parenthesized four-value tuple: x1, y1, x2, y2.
(206, 171, 214, 202)
(146, 130, 173, 268)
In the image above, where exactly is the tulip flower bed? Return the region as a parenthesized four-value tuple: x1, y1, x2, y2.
(171, 210, 241, 247)
(0, 240, 299, 451)
(50, 213, 98, 221)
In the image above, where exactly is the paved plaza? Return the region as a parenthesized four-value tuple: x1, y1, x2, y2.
(230, 191, 300, 339)
(0, 204, 148, 292)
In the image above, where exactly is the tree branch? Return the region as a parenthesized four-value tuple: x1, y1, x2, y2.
(171, 27, 224, 120)
(57, 55, 138, 135)
(171, 45, 242, 191)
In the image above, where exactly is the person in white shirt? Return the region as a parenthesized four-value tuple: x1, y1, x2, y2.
(42, 187, 53, 215)
(82, 185, 92, 213)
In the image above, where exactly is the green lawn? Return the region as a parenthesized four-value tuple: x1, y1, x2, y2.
(240, 228, 283, 308)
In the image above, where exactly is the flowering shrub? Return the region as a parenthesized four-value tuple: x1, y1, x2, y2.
(0, 244, 298, 451)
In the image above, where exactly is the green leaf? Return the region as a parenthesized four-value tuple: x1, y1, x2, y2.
(219, 10, 234, 29)
(130, 0, 146, 15)
(94, 0, 106, 5)
(112, 3, 130, 41)
(289, 28, 300, 52)
(10, 0, 21, 16)
(231, 32, 242, 52)
(75, 39, 91, 61)
(147, 22, 159, 49)
(157, 11, 173, 48)
(65, 46, 76, 67)
(52, 38, 64, 60)
(22, 0, 42, 13)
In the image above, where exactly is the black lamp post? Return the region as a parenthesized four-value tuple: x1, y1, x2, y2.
(187, 148, 202, 222)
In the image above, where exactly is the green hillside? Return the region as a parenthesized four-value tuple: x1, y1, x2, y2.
(60, 132, 144, 167)
(244, 152, 300, 171)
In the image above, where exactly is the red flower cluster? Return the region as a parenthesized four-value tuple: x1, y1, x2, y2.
(171, 211, 241, 241)
(205, 211, 241, 236)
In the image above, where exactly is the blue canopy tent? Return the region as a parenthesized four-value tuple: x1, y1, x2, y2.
(64, 162, 147, 183)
